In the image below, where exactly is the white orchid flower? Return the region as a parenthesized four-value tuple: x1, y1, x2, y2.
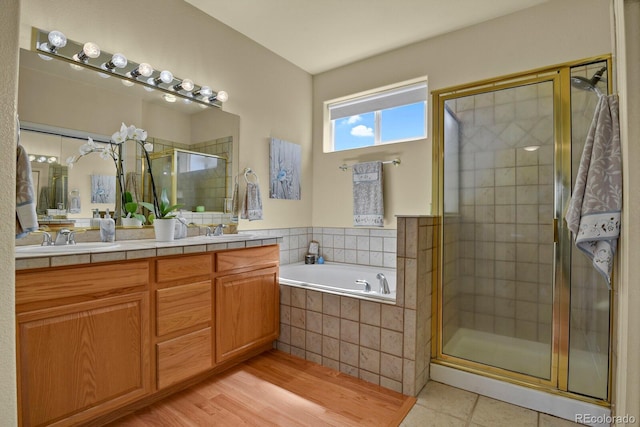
(111, 123, 128, 144)
(133, 128, 147, 141)
(66, 155, 76, 168)
(99, 149, 112, 161)
(143, 142, 153, 152)
(126, 124, 136, 139)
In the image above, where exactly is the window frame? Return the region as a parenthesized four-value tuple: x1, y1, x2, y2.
(324, 78, 428, 153)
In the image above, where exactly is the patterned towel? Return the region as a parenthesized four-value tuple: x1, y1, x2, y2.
(16, 144, 39, 238)
(353, 161, 383, 227)
(565, 94, 621, 288)
(241, 182, 263, 221)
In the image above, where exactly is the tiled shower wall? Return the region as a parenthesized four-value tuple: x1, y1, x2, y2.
(445, 83, 555, 344)
(271, 217, 435, 396)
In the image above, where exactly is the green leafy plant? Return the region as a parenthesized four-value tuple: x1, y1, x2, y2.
(123, 191, 147, 224)
(139, 189, 182, 223)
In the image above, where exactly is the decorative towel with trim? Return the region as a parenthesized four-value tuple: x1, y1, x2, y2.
(353, 161, 384, 227)
(241, 182, 263, 221)
(16, 144, 39, 238)
(565, 94, 621, 288)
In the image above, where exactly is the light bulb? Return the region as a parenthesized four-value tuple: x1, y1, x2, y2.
(48, 31, 67, 48)
(194, 86, 212, 98)
(28, 155, 36, 162)
(159, 70, 173, 84)
(47, 156, 57, 163)
(74, 42, 100, 62)
(102, 53, 127, 71)
(174, 78, 194, 92)
(163, 94, 177, 103)
(215, 91, 229, 103)
(138, 63, 153, 77)
(39, 30, 67, 53)
(128, 62, 154, 79)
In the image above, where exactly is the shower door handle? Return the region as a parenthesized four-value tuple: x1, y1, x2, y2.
(553, 218, 559, 243)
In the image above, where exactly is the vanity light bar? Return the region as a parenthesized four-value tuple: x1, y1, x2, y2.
(32, 28, 228, 109)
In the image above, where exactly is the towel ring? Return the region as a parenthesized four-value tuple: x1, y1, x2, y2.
(243, 168, 259, 184)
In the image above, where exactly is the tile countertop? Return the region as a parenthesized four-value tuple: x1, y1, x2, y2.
(15, 235, 281, 270)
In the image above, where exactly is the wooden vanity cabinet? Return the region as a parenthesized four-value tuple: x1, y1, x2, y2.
(214, 245, 280, 363)
(16, 261, 151, 427)
(16, 244, 279, 426)
(154, 254, 213, 390)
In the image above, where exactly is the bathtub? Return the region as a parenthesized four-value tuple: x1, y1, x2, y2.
(279, 262, 396, 303)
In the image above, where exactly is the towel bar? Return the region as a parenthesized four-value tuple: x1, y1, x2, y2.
(339, 158, 401, 171)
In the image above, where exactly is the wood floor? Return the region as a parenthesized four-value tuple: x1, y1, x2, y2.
(109, 349, 416, 426)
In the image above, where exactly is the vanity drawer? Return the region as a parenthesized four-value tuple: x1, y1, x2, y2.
(156, 327, 212, 389)
(215, 245, 279, 273)
(155, 254, 212, 284)
(156, 281, 212, 337)
(16, 261, 149, 311)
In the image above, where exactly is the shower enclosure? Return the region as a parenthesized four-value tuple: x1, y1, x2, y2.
(433, 56, 612, 403)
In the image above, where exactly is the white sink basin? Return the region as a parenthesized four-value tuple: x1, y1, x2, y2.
(16, 242, 121, 253)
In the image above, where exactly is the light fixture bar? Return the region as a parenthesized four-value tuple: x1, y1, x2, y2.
(32, 27, 227, 109)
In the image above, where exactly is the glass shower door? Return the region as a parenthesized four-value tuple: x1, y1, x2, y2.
(440, 78, 557, 381)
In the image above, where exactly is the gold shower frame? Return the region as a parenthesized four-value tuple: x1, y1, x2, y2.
(430, 54, 613, 407)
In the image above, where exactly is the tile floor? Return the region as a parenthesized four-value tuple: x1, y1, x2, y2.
(401, 381, 584, 427)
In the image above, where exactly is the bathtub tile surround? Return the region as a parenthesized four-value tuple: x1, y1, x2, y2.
(276, 216, 435, 396)
(243, 226, 397, 268)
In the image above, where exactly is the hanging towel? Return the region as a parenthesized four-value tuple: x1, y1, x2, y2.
(565, 94, 621, 288)
(16, 144, 39, 238)
(37, 186, 50, 214)
(241, 182, 263, 221)
(353, 161, 384, 227)
(231, 177, 240, 220)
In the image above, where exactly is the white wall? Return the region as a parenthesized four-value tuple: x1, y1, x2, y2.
(312, 0, 612, 228)
(1, 0, 19, 424)
(19, 0, 314, 230)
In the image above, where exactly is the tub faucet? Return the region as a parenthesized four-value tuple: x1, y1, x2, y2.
(377, 273, 390, 294)
(54, 228, 76, 245)
(356, 279, 371, 293)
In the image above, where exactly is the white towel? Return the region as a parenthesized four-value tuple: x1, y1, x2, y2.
(241, 182, 263, 221)
(16, 144, 39, 238)
(231, 178, 240, 221)
(565, 94, 621, 288)
(353, 161, 384, 227)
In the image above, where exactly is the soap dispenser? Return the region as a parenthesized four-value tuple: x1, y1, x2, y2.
(100, 208, 116, 242)
(174, 211, 188, 239)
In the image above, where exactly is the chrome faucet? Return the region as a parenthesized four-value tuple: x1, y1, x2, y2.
(356, 279, 371, 293)
(376, 273, 390, 294)
(205, 224, 226, 236)
(54, 228, 76, 245)
(40, 231, 53, 246)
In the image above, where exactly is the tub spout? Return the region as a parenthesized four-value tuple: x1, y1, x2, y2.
(376, 273, 390, 294)
(356, 279, 371, 293)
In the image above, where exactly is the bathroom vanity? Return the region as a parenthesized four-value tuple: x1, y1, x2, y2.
(15, 237, 280, 426)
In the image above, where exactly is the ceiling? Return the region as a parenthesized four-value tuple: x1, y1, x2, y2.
(184, 0, 549, 75)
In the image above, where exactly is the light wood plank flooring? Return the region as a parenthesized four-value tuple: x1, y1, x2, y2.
(109, 350, 416, 426)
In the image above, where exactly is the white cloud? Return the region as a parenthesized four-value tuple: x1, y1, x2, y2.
(347, 115, 362, 124)
(351, 125, 373, 137)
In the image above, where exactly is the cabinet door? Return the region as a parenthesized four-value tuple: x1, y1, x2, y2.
(215, 266, 279, 363)
(17, 292, 150, 427)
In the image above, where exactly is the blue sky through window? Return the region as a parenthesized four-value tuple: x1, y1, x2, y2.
(333, 102, 425, 151)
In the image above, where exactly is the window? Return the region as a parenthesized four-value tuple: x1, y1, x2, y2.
(325, 81, 427, 153)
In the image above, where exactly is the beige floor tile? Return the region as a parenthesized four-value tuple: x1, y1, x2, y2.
(400, 405, 466, 427)
(470, 396, 538, 427)
(415, 381, 478, 419)
(539, 413, 584, 426)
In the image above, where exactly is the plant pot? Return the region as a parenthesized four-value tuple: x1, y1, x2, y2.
(121, 217, 143, 228)
(153, 218, 176, 241)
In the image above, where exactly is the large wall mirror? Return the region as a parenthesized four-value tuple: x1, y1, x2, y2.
(17, 48, 240, 223)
